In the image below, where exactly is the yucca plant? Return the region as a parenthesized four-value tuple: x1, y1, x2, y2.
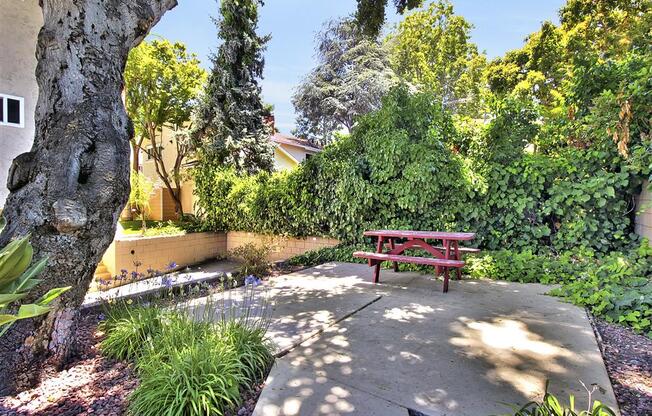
(499, 381, 618, 416)
(0, 220, 71, 336)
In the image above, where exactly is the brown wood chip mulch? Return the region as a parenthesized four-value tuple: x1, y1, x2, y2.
(593, 318, 652, 416)
(0, 311, 265, 416)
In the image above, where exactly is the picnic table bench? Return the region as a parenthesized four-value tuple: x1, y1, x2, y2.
(353, 230, 478, 293)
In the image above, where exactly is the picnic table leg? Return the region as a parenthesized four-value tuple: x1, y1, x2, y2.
(388, 238, 399, 272)
(373, 236, 384, 283)
(443, 267, 449, 293)
(453, 241, 462, 280)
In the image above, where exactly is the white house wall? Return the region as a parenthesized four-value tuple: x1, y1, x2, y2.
(0, 1, 42, 207)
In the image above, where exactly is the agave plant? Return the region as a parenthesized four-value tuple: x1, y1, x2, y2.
(0, 220, 71, 336)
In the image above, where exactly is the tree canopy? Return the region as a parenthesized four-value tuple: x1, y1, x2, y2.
(386, 0, 487, 116)
(193, 0, 274, 174)
(292, 19, 399, 145)
(355, 0, 423, 37)
(124, 39, 205, 216)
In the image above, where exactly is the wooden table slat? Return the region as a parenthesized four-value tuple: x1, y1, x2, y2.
(363, 230, 476, 240)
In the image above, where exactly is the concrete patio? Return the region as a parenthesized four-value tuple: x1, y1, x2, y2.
(253, 262, 618, 416)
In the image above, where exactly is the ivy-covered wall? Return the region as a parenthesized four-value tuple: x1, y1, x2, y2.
(193, 88, 651, 254)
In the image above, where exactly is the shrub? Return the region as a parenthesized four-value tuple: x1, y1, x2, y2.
(229, 242, 271, 277)
(193, 87, 649, 253)
(130, 321, 246, 416)
(549, 241, 652, 336)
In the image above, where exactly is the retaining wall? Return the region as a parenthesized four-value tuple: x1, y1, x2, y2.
(226, 231, 340, 262)
(101, 231, 227, 277)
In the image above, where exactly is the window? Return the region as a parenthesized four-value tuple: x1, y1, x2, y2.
(0, 94, 25, 128)
(145, 146, 163, 160)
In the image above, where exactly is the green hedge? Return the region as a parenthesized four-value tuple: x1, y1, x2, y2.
(193, 87, 649, 253)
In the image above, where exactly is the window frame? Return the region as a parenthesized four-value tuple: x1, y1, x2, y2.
(0, 94, 25, 128)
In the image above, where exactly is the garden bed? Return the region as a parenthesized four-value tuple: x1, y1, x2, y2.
(0, 308, 271, 416)
(593, 318, 652, 416)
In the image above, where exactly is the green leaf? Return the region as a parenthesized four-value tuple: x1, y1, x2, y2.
(35, 286, 72, 306)
(0, 314, 18, 326)
(1, 257, 48, 294)
(0, 292, 28, 307)
(16, 303, 51, 319)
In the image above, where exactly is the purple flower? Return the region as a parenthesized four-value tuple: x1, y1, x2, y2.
(162, 275, 173, 289)
(131, 271, 138, 279)
(120, 269, 128, 276)
(98, 313, 106, 321)
(166, 261, 178, 270)
(244, 275, 262, 287)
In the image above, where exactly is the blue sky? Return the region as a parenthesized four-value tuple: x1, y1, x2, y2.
(150, 0, 565, 134)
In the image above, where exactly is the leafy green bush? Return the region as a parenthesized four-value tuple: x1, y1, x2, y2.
(465, 250, 589, 284)
(229, 242, 271, 277)
(550, 242, 652, 336)
(194, 86, 648, 253)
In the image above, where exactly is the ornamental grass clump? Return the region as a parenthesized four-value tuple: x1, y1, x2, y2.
(100, 278, 273, 416)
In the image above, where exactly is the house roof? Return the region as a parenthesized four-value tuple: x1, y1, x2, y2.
(270, 133, 321, 153)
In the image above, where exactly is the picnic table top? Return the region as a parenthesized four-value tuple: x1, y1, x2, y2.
(363, 230, 476, 240)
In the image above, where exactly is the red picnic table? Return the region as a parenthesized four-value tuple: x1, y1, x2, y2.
(353, 230, 478, 293)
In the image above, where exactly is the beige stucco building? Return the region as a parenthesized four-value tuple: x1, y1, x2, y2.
(135, 127, 321, 220)
(0, 1, 42, 206)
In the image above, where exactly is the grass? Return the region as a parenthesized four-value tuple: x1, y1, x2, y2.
(120, 220, 190, 237)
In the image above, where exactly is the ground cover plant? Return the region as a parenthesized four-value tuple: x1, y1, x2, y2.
(99, 281, 273, 416)
(499, 382, 617, 416)
(119, 219, 202, 237)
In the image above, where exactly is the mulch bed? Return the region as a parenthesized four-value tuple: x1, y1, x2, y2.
(0, 312, 137, 416)
(593, 318, 652, 416)
(0, 310, 267, 416)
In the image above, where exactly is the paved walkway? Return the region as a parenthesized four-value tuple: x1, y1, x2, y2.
(82, 260, 239, 308)
(253, 262, 618, 416)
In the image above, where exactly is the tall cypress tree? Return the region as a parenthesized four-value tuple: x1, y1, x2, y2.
(193, 0, 274, 174)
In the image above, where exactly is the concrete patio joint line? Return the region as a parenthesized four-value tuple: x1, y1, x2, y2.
(273, 294, 383, 358)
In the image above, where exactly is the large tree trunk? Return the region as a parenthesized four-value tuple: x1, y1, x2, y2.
(0, 0, 176, 395)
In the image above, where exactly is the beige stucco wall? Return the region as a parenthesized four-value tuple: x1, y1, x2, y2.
(635, 180, 652, 240)
(226, 231, 339, 262)
(139, 126, 181, 183)
(0, 1, 41, 207)
(101, 231, 227, 277)
(280, 143, 312, 163)
(180, 180, 197, 215)
(273, 147, 299, 171)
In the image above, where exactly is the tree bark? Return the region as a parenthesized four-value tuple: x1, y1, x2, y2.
(0, 0, 176, 395)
